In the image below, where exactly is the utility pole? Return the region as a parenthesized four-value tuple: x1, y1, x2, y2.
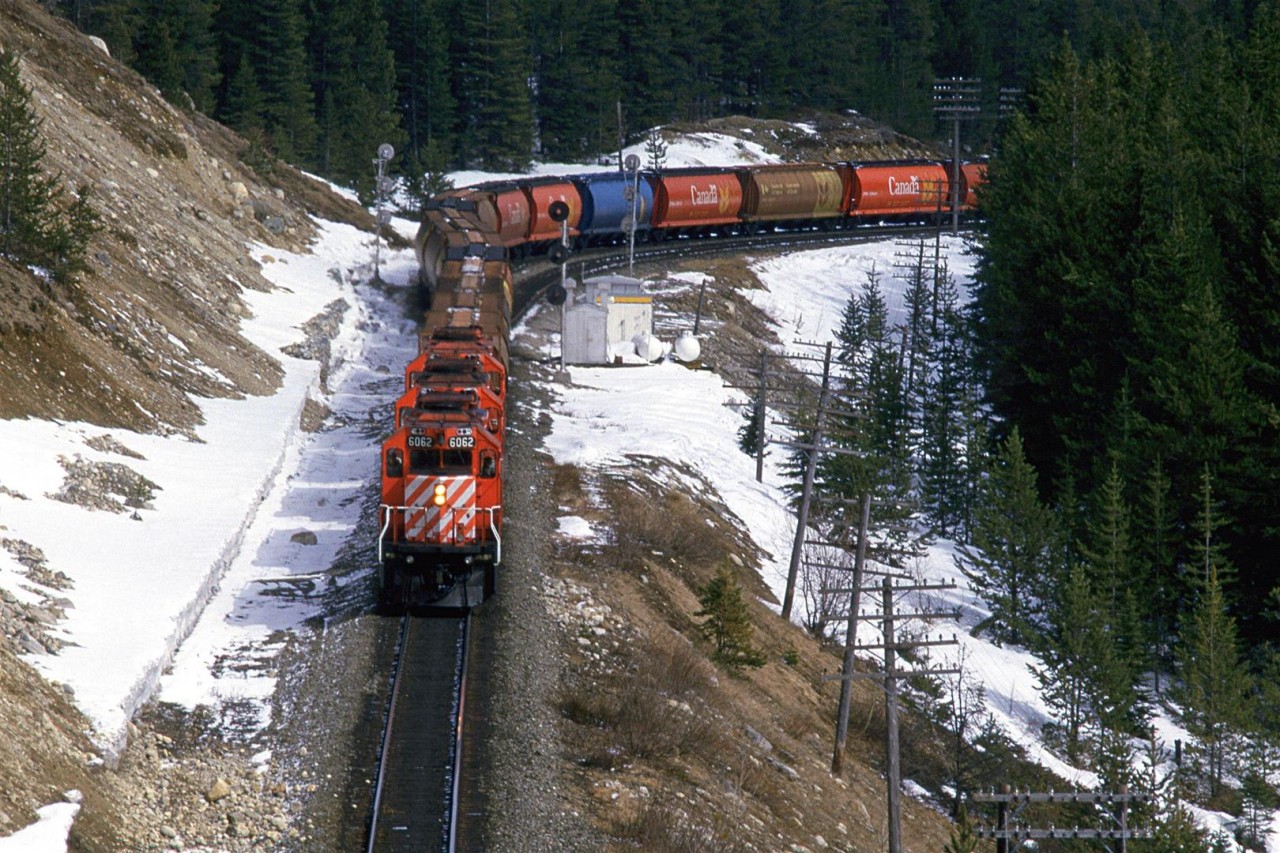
(755, 349, 768, 482)
(692, 277, 709, 336)
(932, 78, 981, 233)
(548, 200, 572, 371)
(823, 578, 959, 852)
(972, 786, 1152, 852)
(831, 493, 871, 776)
(781, 342, 832, 621)
(616, 100, 625, 172)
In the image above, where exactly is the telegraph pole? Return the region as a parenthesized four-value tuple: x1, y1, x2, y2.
(623, 154, 641, 275)
(755, 349, 768, 482)
(932, 78, 981, 233)
(830, 493, 871, 776)
(972, 786, 1152, 852)
(781, 342, 833, 621)
(823, 578, 959, 851)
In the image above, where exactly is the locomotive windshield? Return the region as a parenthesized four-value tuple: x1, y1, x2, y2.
(408, 447, 472, 474)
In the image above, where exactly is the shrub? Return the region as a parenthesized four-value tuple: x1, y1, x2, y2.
(557, 633, 721, 765)
(696, 563, 766, 672)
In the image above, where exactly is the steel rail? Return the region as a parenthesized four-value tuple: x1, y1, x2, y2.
(447, 613, 471, 852)
(366, 614, 472, 852)
(366, 615, 411, 853)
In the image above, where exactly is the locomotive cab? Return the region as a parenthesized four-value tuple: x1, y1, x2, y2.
(379, 407, 503, 612)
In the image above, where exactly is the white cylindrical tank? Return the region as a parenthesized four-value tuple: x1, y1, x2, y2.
(632, 332, 669, 362)
(673, 333, 701, 363)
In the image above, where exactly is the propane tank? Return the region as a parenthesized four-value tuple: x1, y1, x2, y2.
(673, 332, 701, 363)
(632, 332, 670, 362)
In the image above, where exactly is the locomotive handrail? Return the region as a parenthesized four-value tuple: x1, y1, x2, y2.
(488, 504, 502, 565)
(379, 504, 503, 564)
(378, 507, 392, 563)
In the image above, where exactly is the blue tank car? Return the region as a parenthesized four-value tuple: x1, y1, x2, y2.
(570, 171, 655, 244)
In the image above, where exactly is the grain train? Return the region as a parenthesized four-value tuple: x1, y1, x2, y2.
(378, 157, 983, 612)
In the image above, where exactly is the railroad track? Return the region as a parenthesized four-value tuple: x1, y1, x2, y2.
(511, 222, 969, 311)
(366, 614, 473, 852)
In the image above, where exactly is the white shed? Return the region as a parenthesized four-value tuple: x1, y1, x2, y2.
(561, 275, 654, 365)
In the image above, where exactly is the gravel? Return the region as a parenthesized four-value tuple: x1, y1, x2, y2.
(466, 353, 608, 851)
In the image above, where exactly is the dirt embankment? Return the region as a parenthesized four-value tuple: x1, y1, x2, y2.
(0, 1, 372, 846)
(0, 0, 372, 434)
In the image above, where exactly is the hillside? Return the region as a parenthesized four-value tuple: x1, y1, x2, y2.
(0, 0, 371, 432)
(0, 0, 373, 846)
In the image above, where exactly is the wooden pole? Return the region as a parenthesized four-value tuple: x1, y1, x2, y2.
(884, 578, 901, 853)
(782, 342, 832, 620)
(1119, 783, 1129, 853)
(997, 785, 1010, 853)
(831, 493, 872, 775)
(755, 349, 767, 483)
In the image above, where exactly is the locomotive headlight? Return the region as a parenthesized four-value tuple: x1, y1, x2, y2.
(433, 483, 447, 506)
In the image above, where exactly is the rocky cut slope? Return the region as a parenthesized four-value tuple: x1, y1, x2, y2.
(0, 0, 373, 434)
(0, 0, 378, 845)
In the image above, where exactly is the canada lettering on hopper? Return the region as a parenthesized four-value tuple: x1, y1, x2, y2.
(888, 175, 922, 196)
(690, 183, 720, 206)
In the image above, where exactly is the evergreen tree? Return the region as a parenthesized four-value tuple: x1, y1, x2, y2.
(695, 563, 766, 672)
(1030, 562, 1102, 763)
(214, 0, 317, 164)
(824, 266, 918, 556)
(952, 391, 988, 544)
(877, 0, 938, 135)
(1138, 456, 1177, 693)
(1147, 801, 1211, 851)
(943, 803, 979, 853)
(1077, 459, 1147, 700)
(716, 0, 783, 115)
(955, 428, 1055, 645)
(402, 143, 454, 214)
(0, 48, 59, 264)
(0, 49, 98, 284)
(973, 38, 1142, 495)
(221, 49, 265, 134)
(1176, 565, 1251, 797)
(919, 263, 974, 538)
(86, 0, 139, 66)
(643, 127, 667, 172)
(1185, 465, 1237, 598)
(615, 0, 679, 132)
(1240, 651, 1280, 847)
(454, 0, 534, 169)
(142, 0, 219, 112)
(973, 25, 1280, 645)
(529, 0, 620, 161)
(665, 0, 721, 121)
(132, 14, 184, 102)
(310, 0, 405, 195)
(1080, 461, 1131, 614)
(384, 0, 456, 168)
(42, 185, 99, 283)
(737, 394, 764, 458)
(1239, 762, 1278, 848)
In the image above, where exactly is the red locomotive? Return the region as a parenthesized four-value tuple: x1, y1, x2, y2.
(379, 246, 510, 610)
